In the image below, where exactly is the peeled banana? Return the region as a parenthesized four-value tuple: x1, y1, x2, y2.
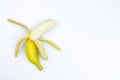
(8, 19, 61, 70)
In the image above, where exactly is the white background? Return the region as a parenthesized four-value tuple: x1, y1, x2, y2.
(0, 0, 120, 80)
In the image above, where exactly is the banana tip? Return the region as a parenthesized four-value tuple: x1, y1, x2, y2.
(7, 18, 11, 21)
(36, 63, 43, 71)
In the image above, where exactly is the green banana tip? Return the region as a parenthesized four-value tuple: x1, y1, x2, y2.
(36, 63, 43, 71)
(7, 18, 11, 21)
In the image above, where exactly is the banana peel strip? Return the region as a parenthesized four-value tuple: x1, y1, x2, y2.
(33, 39, 48, 60)
(38, 38, 61, 51)
(30, 19, 56, 40)
(15, 35, 29, 57)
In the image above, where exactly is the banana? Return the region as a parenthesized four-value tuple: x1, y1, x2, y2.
(8, 18, 61, 70)
(25, 39, 42, 70)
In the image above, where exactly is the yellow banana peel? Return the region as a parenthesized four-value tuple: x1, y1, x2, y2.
(8, 19, 61, 70)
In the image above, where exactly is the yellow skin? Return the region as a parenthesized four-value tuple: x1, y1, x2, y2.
(8, 19, 61, 70)
(25, 39, 43, 70)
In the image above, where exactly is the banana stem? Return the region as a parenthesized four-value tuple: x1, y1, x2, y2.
(36, 63, 43, 70)
(7, 18, 31, 34)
